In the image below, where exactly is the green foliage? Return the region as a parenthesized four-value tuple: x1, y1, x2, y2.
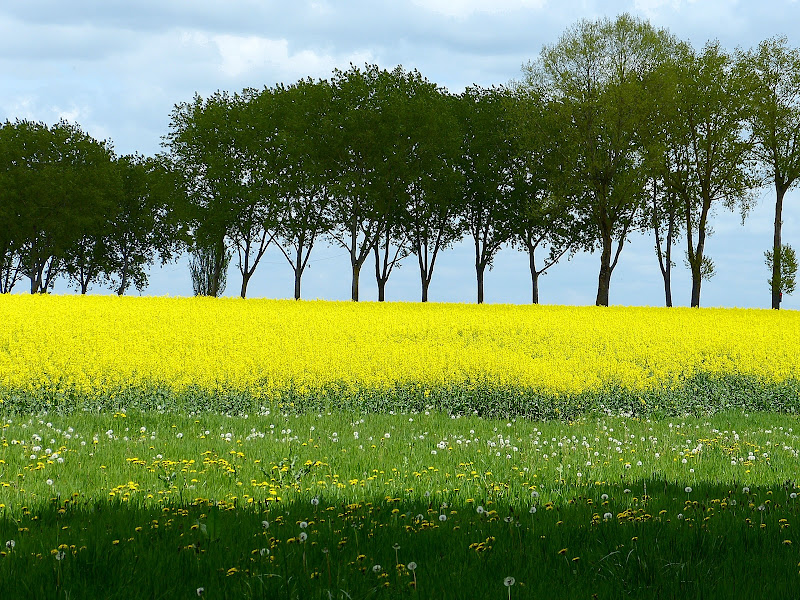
(3, 375, 800, 420)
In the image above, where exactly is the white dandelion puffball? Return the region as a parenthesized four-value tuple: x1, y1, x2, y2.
(504, 577, 516, 587)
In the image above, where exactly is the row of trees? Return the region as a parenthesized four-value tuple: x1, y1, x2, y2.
(0, 120, 186, 295)
(2, 14, 799, 306)
(165, 67, 581, 304)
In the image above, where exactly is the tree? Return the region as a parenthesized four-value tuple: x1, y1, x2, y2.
(737, 37, 800, 309)
(401, 86, 464, 302)
(166, 91, 280, 299)
(524, 13, 676, 306)
(508, 86, 585, 304)
(457, 86, 521, 304)
(326, 64, 398, 301)
(661, 41, 757, 307)
(765, 243, 797, 300)
(106, 154, 188, 295)
(269, 79, 335, 300)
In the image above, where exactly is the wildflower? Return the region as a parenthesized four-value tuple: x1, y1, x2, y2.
(790, 493, 797, 500)
(685, 487, 692, 494)
(477, 506, 485, 514)
(743, 487, 750, 494)
(46, 479, 53, 486)
(262, 520, 269, 529)
(5, 540, 14, 550)
(311, 497, 320, 506)
(529, 506, 537, 514)
(55, 550, 66, 561)
(603, 513, 612, 520)
(299, 521, 308, 529)
(298, 532, 308, 542)
(197, 587, 204, 597)
(623, 489, 631, 494)
(558, 548, 567, 555)
(504, 576, 516, 586)
(407, 561, 417, 571)
(373, 564, 382, 573)
(601, 494, 608, 501)
(439, 514, 447, 522)
(531, 491, 539, 499)
(677, 513, 684, 520)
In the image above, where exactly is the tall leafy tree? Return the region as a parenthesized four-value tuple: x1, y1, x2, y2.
(326, 64, 398, 301)
(661, 41, 756, 307)
(167, 91, 279, 298)
(508, 87, 585, 304)
(106, 154, 188, 295)
(270, 78, 335, 300)
(457, 86, 521, 304)
(737, 37, 800, 309)
(167, 93, 231, 297)
(401, 86, 464, 302)
(524, 14, 675, 306)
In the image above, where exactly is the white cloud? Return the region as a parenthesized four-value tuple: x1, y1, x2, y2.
(411, 0, 547, 19)
(208, 33, 374, 80)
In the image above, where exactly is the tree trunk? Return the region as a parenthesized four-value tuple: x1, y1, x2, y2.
(240, 272, 251, 299)
(690, 265, 702, 307)
(377, 279, 386, 302)
(476, 263, 485, 304)
(293, 243, 304, 300)
(663, 268, 672, 308)
(421, 276, 430, 303)
(595, 231, 613, 307)
(772, 184, 786, 309)
(374, 244, 386, 302)
(529, 249, 539, 305)
(351, 261, 360, 302)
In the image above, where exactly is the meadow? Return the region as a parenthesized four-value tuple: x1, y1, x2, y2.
(1, 296, 799, 598)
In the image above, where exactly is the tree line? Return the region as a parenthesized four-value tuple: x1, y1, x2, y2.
(2, 14, 799, 307)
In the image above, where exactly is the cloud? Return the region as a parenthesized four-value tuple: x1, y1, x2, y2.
(210, 34, 373, 80)
(411, 0, 547, 18)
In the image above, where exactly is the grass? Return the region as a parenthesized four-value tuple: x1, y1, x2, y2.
(0, 408, 798, 598)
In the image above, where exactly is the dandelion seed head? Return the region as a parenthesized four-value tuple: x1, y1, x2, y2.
(504, 576, 516, 587)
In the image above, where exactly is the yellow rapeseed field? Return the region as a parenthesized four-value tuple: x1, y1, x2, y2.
(1, 295, 798, 398)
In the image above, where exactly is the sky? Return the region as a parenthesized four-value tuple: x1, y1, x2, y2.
(2, 0, 800, 309)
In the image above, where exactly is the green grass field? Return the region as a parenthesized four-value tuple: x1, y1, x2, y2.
(0, 408, 798, 598)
